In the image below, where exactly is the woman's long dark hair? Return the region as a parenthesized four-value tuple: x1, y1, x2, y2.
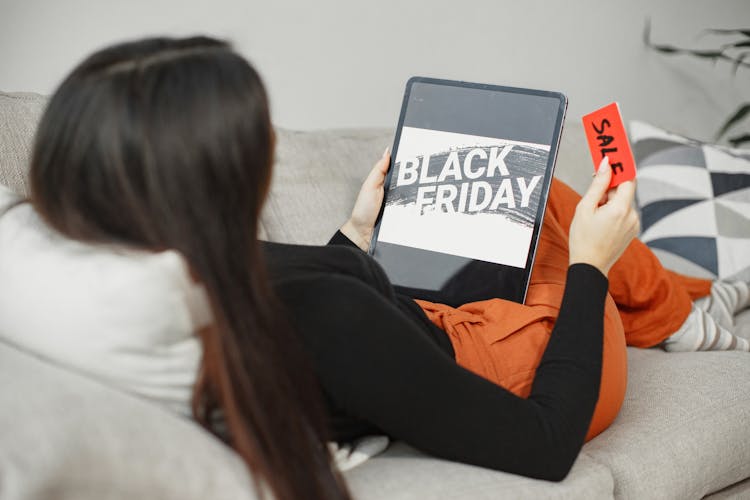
(29, 37, 350, 500)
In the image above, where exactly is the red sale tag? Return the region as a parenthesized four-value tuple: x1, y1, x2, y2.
(582, 102, 637, 189)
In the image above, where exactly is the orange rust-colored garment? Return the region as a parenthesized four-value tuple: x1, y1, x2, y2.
(415, 179, 711, 441)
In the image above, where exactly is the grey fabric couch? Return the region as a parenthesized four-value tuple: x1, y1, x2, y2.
(1, 91, 748, 500)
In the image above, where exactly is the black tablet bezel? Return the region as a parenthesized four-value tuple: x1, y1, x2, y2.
(369, 76, 567, 304)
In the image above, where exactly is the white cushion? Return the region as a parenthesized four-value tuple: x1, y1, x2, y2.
(629, 120, 750, 282)
(0, 185, 208, 416)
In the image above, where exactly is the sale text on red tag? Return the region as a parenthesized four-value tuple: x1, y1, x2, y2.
(582, 102, 636, 189)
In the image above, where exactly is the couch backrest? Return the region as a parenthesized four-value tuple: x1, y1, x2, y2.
(0, 92, 45, 197)
(0, 92, 593, 246)
(264, 124, 593, 245)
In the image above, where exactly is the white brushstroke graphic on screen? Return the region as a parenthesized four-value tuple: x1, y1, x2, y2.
(377, 127, 550, 268)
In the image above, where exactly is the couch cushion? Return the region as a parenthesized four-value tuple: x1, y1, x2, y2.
(0, 185, 207, 419)
(0, 93, 593, 239)
(0, 97, 593, 244)
(0, 340, 256, 500)
(345, 442, 614, 500)
(263, 127, 394, 244)
(583, 347, 750, 500)
(0, 92, 45, 197)
(629, 120, 750, 282)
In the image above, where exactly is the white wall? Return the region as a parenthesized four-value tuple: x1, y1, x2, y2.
(1, 0, 749, 140)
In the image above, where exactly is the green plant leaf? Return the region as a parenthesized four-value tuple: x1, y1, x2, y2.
(733, 51, 750, 74)
(645, 20, 750, 71)
(646, 20, 750, 144)
(649, 44, 681, 54)
(689, 50, 727, 59)
(644, 21, 730, 62)
(728, 134, 750, 148)
(704, 28, 750, 37)
(648, 43, 728, 63)
(642, 17, 652, 45)
(717, 103, 750, 140)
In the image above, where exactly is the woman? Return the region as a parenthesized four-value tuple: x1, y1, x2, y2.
(0, 36, 747, 500)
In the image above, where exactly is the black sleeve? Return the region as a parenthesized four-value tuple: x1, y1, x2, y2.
(327, 230, 361, 250)
(277, 263, 607, 481)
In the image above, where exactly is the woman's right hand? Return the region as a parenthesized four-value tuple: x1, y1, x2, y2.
(568, 157, 640, 276)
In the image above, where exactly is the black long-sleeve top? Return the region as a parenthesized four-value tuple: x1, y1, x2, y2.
(260, 231, 607, 481)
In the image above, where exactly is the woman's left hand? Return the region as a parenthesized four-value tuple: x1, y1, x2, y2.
(340, 147, 391, 252)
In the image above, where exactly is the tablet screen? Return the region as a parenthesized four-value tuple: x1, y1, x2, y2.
(370, 78, 566, 305)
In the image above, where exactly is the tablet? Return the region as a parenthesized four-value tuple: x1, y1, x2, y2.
(369, 77, 567, 305)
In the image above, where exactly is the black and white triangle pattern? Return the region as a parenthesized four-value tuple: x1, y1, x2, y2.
(630, 121, 750, 282)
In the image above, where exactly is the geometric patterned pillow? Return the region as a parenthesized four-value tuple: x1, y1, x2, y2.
(629, 120, 750, 282)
